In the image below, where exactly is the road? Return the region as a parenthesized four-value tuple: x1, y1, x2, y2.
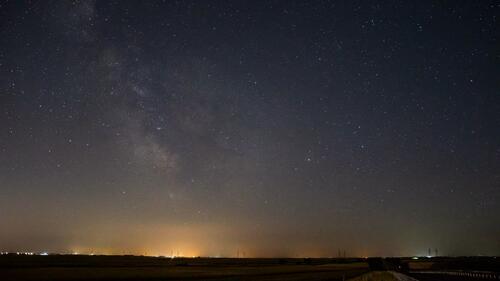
(410, 273, 498, 281)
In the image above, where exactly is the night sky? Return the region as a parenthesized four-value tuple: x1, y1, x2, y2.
(1, 1, 499, 257)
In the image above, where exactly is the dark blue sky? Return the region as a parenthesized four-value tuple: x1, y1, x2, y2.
(0, 0, 499, 257)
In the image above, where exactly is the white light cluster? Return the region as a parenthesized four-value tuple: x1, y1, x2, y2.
(11, 252, 35, 255)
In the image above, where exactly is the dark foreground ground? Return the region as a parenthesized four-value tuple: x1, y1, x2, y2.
(407, 256, 500, 281)
(0, 255, 369, 281)
(1, 255, 499, 281)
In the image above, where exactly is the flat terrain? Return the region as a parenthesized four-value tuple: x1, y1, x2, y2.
(0, 255, 369, 281)
(407, 256, 500, 281)
(2, 255, 499, 280)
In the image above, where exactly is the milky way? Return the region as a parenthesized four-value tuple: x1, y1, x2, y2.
(0, 1, 499, 257)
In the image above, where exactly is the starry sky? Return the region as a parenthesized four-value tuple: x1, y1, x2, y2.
(0, 1, 499, 257)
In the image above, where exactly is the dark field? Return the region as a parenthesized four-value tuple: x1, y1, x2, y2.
(0, 255, 369, 281)
(407, 257, 500, 281)
(2, 255, 499, 281)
